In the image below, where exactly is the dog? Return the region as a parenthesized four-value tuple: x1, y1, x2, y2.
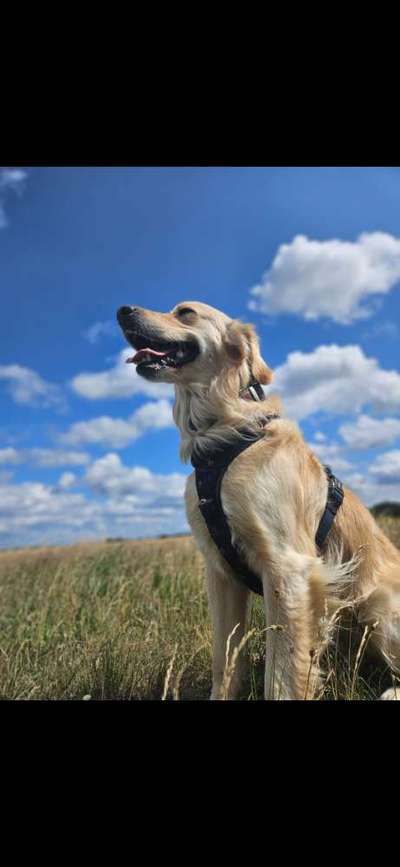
(117, 301, 400, 700)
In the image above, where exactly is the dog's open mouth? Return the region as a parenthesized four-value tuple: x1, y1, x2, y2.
(125, 335, 199, 373)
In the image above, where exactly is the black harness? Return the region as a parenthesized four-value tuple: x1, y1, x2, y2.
(192, 409, 344, 597)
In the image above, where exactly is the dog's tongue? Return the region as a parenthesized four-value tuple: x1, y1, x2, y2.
(126, 347, 168, 365)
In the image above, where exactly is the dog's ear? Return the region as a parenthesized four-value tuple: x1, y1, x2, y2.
(225, 321, 248, 364)
(225, 321, 273, 384)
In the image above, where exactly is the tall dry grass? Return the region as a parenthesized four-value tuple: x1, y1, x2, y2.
(0, 516, 398, 700)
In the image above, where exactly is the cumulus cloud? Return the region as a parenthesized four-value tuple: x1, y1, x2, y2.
(0, 448, 20, 465)
(362, 322, 399, 340)
(59, 399, 174, 449)
(338, 448, 400, 504)
(339, 415, 400, 450)
(0, 481, 94, 537)
(85, 453, 186, 501)
(271, 344, 400, 421)
(307, 441, 352, 472)
(0, 169, 27, 192)
(0, 364, 66, 410)
(337, 470, 400, 506)
(83, 320, 119, 344)
(0, 461, 189, 548)
(70, 348, 174, 400)
(0, 447, 90, 467)
(249, 232, 400, 324)
(58, 472, 76, 489)
(369, 450, 400, 484)
(0, 167, 28, 229)
(30, 449, 90, 467)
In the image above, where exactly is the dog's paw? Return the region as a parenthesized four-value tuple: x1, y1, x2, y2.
(380, 687, 400, 700)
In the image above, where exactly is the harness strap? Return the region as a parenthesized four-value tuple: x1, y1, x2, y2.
(194, 431, 267, 596)
(315, 465, 344, 549)
(193, 434, 344, 597)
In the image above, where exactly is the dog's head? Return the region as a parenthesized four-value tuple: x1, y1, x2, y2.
(117, 301, 272, 389)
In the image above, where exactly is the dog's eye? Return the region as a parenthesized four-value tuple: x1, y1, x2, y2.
(177, 307, 196, 318)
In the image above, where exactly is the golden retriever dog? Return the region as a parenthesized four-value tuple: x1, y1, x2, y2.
(117, 301, 400, 700)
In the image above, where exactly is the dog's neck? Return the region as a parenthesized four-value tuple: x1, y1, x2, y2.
(173, 379, 281, 463)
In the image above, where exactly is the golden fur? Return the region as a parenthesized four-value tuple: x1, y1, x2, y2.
(122, 301, 400, 700)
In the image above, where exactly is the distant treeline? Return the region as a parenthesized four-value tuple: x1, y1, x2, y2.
(370, 502, 400, 518)
(105, 532, 192, 543)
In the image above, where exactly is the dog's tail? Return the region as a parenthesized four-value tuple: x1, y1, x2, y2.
(307, 549, 362, 640)
(318, 548, 361, 596)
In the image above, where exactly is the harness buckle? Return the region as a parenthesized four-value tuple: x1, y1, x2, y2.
(330, 478, 344, 503)
(248, 385, 261, 401)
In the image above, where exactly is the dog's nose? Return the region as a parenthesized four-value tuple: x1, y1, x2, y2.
(117, 306, 143, 325)
(118, 306, 135, 318)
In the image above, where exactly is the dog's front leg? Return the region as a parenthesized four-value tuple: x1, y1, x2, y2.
(262, 554, 323, 701)
(206, 565, 250, 700)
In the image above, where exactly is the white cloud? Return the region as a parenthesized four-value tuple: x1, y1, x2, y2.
(58, 472, 76, 489)
(0, 460, 189, 548)
(308, 441, 352, 472)
(83, 320, 119, 344)
(369, 450, 400, 484)
(362, 322, 399, 340)
(339, 415, 400, 450)
(0, 481, 94, 536)
(0, 364, 66, 410)
(338, 449, 400, 504)
(0, 448, 20, 465)
(30, 449, 90, 467)
(0, 447, 90, 467)
(271, 344, 400, 421)
(59, 399, 174, 449)
(85, 453, 186, 500)
(0, 167, 28, 228)
(249, 232, 400, 324)
(339, 470, 400, 506)
(0, 169, 27, 191)
(308, 434, 400, 503)
(70, 348, 174, 400)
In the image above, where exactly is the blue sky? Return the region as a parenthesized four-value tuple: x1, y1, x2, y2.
(1, 166, 400, 547)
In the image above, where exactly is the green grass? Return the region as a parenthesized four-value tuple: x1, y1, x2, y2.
(0, 518, 398, 700)
(0, 538, 212, 700)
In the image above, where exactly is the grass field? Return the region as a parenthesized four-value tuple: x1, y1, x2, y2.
(1, 517, 400, 700)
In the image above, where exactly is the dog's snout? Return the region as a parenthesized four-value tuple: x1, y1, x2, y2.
(117, 305, 138, 318)
(119, 306, 134, 316)
(117, 306, 144, 328)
